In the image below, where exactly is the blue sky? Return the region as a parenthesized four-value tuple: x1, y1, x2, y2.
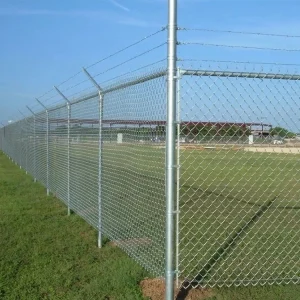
(1, 0, 300, 128)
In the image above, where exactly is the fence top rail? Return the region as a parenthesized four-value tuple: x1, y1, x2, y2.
(180, 69, 300, 80)
(37, 69, 168, 114)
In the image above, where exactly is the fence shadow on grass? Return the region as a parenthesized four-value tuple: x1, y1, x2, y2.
(176, 197, 276, 300)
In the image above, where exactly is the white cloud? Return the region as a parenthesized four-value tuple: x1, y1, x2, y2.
(109, 0, 130, 12)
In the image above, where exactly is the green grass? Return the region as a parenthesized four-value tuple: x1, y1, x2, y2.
(178, 148, 300, 285)
(0, 152, 148, 300)
(2, 144, 300, 300)
(33, 142, 300, 285)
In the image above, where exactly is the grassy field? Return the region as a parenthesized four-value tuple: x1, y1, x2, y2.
(0, 143, 300, 299)
(178, 147, 300, 285)
(17, 141, 300, 284)
(0, 151, 148, 300)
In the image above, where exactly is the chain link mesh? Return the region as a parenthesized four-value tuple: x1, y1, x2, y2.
(101, 71, 167, 275)
(1, 35, 300, 295)
(49, 106, 68, 203)
(177, 62, 300, 288)
(69, 97, 99, 228)
(0, 67, 168, 279)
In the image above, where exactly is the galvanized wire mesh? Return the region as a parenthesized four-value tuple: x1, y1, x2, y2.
(27, 116, 35, 179)
(1, 23, 300, 298)
(35, 111, 47, 188)
(0, 66, 168, 279)
(177, 62, 300, 288)
(49, 106, 68, 204)
(101, 71, 167, 275)
(69, 96, 99, 229)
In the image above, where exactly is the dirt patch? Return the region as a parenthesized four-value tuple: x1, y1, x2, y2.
(180, 145, 242, 151)
(244, 147, 300, 154)
(140, 278, 214, 300)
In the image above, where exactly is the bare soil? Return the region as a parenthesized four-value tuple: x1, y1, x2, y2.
(244, 147, 300, 154)
(140, 278, 214, 300)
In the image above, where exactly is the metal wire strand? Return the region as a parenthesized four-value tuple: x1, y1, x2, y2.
(93, 43, 167, 78)
(179, 27, 300, 38)
(179, 41, 300, 52)
(86, 27, 166, 69)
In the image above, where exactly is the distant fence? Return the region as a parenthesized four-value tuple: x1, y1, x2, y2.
(1, 4, 300, 298)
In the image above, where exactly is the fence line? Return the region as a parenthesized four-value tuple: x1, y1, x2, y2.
(1, 2, 300, 298)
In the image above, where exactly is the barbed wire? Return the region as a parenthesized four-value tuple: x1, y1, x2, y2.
(61, 78, 91, 94)
(93, 43, 166, 78)
(60, 59, 166, 101)
(179, 27, 300, 38)
(56, 70, 83, 88)
(179, 41, 300, 52)
(86, 27, 166, 69)
(177, 59, 300, 67)
(27, 57, 166, 110)
(99, 59, 166, 86)
(67, 86, 97, 101)
(36, 88, 55, 101)
(40, 27, 166, 96)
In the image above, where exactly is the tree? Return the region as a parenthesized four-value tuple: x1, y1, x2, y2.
(270, 127, 295, 138)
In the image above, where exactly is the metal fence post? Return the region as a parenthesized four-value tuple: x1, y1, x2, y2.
(25, 118, 28, 174)
(0, 123, 4, 153)
(26, 106, 37, 183)
(166, 0, 178, 299)
(67, 101, 71, 216)
(54, 86, 71, 215)
(98, 91, 103, 248)
(36, 99, 50, 196)
(82, 67, 104, 248)
(18, 110, 28, 174)
(176, 67, 181, 287)
(20, 121, 22, 169)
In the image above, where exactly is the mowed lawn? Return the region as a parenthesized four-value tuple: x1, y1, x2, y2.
(178, 148, 300, 284)
(0, 151, 148, 300)
(1, 148, 300, 300)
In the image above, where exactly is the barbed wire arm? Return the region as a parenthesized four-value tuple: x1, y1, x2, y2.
(82, 68, 103, 92)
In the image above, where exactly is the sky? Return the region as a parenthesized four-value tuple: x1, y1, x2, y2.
(1, 0, 300, 130)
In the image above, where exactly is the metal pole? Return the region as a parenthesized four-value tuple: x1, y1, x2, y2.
(176, 67, 181, 288)
(36, 99, 50, 196)
(82, 67, 103, 248)
(18, 110, 28, 174)
(46, 111, 49, 195)
(0, 123, 3, 153)
(26, 106, 37, 182)
(166, 0, 177, 299)
(67, 101, 71, 216)
(98, 91, 103, 248)
(53, 87, 71, 215)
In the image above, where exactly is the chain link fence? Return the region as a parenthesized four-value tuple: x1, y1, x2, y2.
(1, 20, 300, 299)
(177, 64, 300, 289)
(0, 68, 168, 279)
